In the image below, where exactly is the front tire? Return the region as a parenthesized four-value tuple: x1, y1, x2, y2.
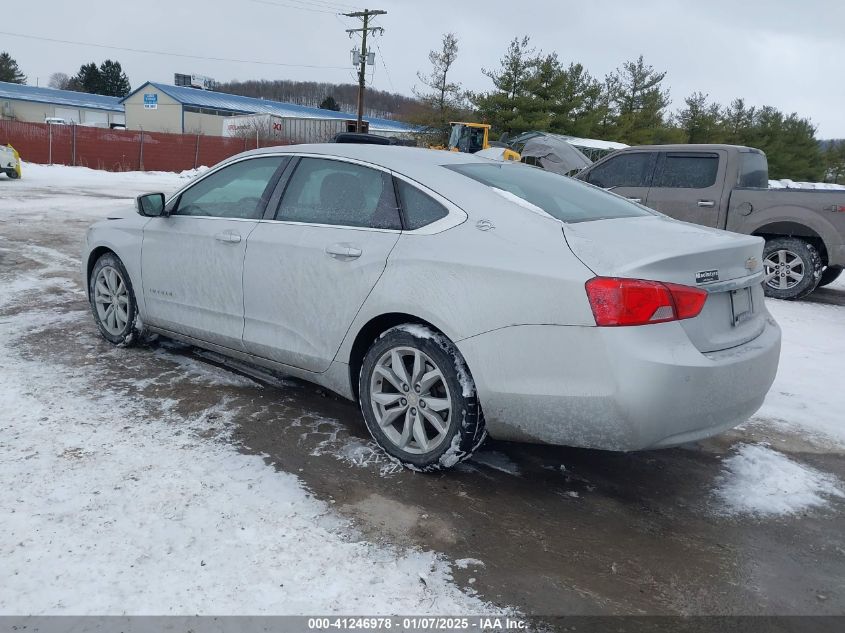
(88, 252, 141, 346)
(359, 325, 486, 471)
(762, 237, 822, 300)
(818, 266, 843, 288)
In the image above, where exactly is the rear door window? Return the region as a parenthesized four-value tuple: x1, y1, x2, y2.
(738, 152, 769, 188)
(395, 179, 449, 230)
(585, 152, 656, 189)
(653, 153, 719, 189)
(276, 158, 401, 229)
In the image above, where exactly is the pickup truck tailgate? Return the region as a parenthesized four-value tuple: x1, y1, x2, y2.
(563, 215, 768, 353)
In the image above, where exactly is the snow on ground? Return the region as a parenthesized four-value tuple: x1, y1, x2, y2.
(713, 444, 844, 516)
(0, 165, 496, 615)
(2, 162, 844, 609)
(752, 289, 845, 448)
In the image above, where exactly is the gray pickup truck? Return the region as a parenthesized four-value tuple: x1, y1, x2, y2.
(576, 144, 845, 300)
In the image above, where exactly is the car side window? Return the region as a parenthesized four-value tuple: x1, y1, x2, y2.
(653, 153, 719, 189)
(395, 179, 449, 230)
(276, 158, 401, 229)
(174, 156, 286, 219)
(586, 152, 655, 189)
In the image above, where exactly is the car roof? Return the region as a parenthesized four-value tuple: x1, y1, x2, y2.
(240, 143, 487, 176)
(624, 143, 759, 152)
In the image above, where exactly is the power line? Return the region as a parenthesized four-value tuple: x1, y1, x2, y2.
(0, 31, 351, 70)
(251, 0, 357, 13)
(374, 40, 395, 92)
(249, 0, 338, 15)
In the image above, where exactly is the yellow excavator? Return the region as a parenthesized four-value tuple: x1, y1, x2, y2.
(444, 122, 520, 160)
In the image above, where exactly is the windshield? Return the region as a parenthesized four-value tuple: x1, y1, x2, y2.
(448, 125, 463, 150)
(446, 163, 655, 223)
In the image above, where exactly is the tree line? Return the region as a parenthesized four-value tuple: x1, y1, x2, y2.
(214, 78, 426, 121)
(2, 45, 842, 183)
(0, 51, 131, 97)
(413, 34, 839, 182)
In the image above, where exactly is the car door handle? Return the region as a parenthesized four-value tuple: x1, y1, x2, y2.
(697, 200, 716, 208)
(214, 231, 242, 244)
(627, 197, 642, 203)
(325, 243, 362, 260)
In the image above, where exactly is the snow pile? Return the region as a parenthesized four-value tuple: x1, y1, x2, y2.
(713, 444, 844, 517)
(756, 293, 845, 447)
(768, 179, 845, 190)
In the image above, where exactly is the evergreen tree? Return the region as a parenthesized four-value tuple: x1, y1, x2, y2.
(0, 52, 27, 84)
(98, 60, 131, 97)
(677, 92, 724, 143)
(542, 60, 602, 137)
(69, 63, 102, 94)
(723, 98, 756, 145)
(610, 55, 670, 144)
(319, 95, 341, 111)
(471, 36, 541, 136)
(823, 141, 845, 184)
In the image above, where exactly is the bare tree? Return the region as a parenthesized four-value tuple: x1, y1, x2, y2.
(412, 33, 464, 143)
(48, 72, 71, 90)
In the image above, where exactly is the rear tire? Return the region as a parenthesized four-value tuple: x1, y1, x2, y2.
(359, 325, 486, 471)
(818, 266, 843, 288)
(88, 252, 142, 346)
(762, 237, 822, 300)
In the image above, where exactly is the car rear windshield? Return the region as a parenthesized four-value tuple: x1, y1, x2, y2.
(446, 163, 654, 223)
(738, 151, 769, 188)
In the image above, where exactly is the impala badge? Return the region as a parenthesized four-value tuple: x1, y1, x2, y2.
(745, 256, 759, 271)
(695, 270, 719, 284)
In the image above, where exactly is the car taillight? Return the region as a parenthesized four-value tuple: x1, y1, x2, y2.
(585, 277, 707, 327)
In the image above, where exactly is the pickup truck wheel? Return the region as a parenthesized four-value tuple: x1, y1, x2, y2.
(762, 237, 822, 300)
(818, 266, 843, 288)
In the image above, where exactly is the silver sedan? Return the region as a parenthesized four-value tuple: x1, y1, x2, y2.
(83, 144, 781, 470)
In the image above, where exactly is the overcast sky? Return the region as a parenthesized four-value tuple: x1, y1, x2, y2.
(7, 0, 844, 138)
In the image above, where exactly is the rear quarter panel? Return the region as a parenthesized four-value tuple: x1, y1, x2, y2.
(727, 189, 845, 266)
(336, 204, 597, 363)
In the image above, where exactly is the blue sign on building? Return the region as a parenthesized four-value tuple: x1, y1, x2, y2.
(143, 94, 158, 110)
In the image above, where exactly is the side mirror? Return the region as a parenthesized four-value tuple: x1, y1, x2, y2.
(136, 193, 166, 217)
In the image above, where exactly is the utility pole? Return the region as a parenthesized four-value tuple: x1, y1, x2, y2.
(344, 9, 386, 133)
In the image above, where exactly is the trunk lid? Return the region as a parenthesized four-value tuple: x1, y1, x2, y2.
(563, 215, 767, 353)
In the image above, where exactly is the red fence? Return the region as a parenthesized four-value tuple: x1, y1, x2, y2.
(0, 120, 291, 172)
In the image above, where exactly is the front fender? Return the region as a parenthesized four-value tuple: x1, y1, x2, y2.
(84, 218, 147, 315)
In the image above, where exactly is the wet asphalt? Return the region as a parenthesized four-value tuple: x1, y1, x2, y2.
(1, 202, 843, 624)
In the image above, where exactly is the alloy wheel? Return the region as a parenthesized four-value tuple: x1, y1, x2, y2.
(764, 249, 805, 291)
(93, 266, 130, 336)
(369, 346, 452, 455)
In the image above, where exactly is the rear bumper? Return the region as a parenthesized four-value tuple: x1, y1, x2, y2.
(456, 316, 781, 451)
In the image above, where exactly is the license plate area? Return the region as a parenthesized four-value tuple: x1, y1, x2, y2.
(730, 287, 754, 326)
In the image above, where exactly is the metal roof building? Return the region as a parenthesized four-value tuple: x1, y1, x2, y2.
(0, 81, 125, 127)
(122, 81, 417, 140)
